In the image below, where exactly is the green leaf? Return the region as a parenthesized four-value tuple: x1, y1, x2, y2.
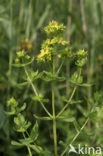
(30, 70, 38, 79)
(88, 107, 99, 120)
(12, 58, 34, 67)
(77, 83, 92, 87)
(14, 113, 25, 126)
(57, 116, 75, 122)
(73, 120, 80, 133)
(19, 138, 33, 145)
(29, 144, 43, 154)
(31, 95, 49, 103)
(5, 110, 16, 116)
(34, 114, 52, 121)
(11, 140, 24, 146)
(17, 103, 26, 113)
(41, 71, 65, 82)
(30, 121, 38, 141)
(62, 74, 92, 87)
(32, 72, 44, 81)
(17, 81, 29, 86)
(60, 96, 82, 104)
(14, 113, 31, 132)
(77, 105, 88, 117)
(11, 140, 43, 154)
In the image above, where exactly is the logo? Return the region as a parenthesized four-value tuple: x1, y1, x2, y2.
(68, 144, 102, 155)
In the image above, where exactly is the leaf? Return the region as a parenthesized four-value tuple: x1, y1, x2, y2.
(17, 82, 29, 86)
(14, 114, 25, 126)
(17, 103, 26, 113)
(30, 70, 38, 78)
(77, 105, 88, 117)
(88, 107, 99, 120)
(77, 83, 92, 87)
(29, 144, 43, 154)
(12, 58, 34, 67)
(14, 113, 31, 132)
(57, 116, 75, 122)
(30, 121, 38, 141)
(34, 114, 52, 121)
(12, 140, 43, 154)
(31, 95, 49, 103)
(73, 120, 80, 133)
(41, 71, 65, 82)
(5, 111, 15, 116)
(11, 141, 24, 147)
(19, 138, 33, 145)
(32, 72, 44, 81)
(62, 74, 92, 87)
(71, 72, 83, 84)
(60, 96, 82, 104)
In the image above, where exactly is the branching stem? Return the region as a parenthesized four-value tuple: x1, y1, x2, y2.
(56, 68, 82, 118)
(22, 132, 32, 156)
(24, 67, 52, 118)
(61, 118, 89, 156)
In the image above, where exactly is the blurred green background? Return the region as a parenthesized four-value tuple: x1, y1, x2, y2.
(0, 0, 103, 155)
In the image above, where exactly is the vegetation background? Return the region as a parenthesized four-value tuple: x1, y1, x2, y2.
(0, 0, 103, 155)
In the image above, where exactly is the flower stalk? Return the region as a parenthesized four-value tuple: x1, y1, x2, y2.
(52, 57, 58, 156)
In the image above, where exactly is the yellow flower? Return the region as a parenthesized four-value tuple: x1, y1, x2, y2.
(37, 49, 51, 62)
(37, 21, 70, 62)
(44, 20, 66, 36)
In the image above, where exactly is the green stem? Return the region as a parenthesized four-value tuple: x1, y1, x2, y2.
(56, 86, 77, 118)
(56, 68, 82, 118)
(23, 133, 32, 156)
(27, 147, 32, 156)
(57, 59, 64, 74)
(52, 58, 58, 156)
(24, 67, 52, 118)
(66, 0, 72, 97)
(61, 118, 89, 156)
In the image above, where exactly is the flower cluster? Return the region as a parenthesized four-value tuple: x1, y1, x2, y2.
(37, 21, 71, 62)
(75, 49, 87, 67)
(15, 39, 33, 64)
(42, 37, 68, 46)
(18, 39, 32, 52)
(44, 20, 66, 36)
(15, 50, 31, 64)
